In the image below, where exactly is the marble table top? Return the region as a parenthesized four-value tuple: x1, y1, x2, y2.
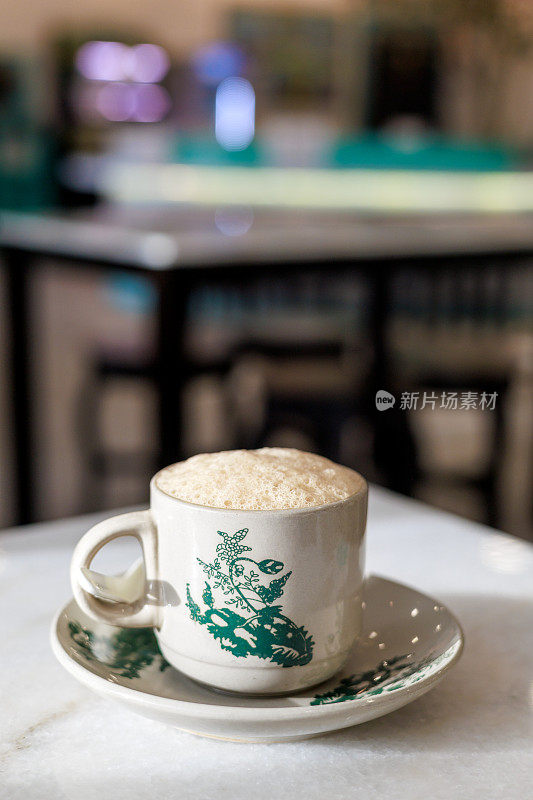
(4, 208, 533, 270)
(1, 487, 532, 799)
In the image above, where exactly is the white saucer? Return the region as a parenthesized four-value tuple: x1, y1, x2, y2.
(51, 575, 463, 743)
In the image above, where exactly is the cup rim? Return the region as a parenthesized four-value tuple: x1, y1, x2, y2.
(150, 468, 367, 516)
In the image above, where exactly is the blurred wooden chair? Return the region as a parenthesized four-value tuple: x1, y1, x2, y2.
(388, 262, 532, 529)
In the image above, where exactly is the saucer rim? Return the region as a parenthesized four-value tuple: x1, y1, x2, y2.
(50, 574, 464, 724)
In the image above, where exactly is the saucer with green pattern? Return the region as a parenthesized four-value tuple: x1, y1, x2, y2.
(51, 574, 463, 743)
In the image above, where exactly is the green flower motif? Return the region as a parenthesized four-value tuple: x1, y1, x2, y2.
(68, 622, 169, 679)
(310, 653, 442, 705)
(187, 528, 314, 667)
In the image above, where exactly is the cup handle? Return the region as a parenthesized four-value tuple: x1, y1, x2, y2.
(70, 510, 159, 628)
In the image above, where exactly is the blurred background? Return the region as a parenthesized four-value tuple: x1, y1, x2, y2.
(0, 0, 532, 538)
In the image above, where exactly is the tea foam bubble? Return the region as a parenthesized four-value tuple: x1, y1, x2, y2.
(155, 448, 364, 511)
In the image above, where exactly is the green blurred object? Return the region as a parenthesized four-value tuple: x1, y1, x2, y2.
(171, 133, 263, 166)
(329, 134, 518, 172)
(170, 133, 517, 172)
(0, 58, 57, 211)
(0, 124, 57, 211)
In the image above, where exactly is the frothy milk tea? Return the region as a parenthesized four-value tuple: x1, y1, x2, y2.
(155, 448, 364, 511)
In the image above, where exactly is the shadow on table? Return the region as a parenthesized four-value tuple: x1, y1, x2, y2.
(308, 593, 532, 754)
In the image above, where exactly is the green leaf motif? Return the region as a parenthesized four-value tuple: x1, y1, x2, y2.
(185, 585, 205, 623)
(202, 581, 214, 608)
(254, 571, 292, 604)
(186, 529, 314, 668)
(310, 655, 415, 705)
(188, 601, 313, 665)
(68, 622, 169, 679)
(257, 559, 284, 574)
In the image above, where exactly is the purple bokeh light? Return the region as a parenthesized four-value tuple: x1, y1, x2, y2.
(96, 83, 136, 121)
(131, 84, 171, 122)
(76, 41, 130, 82)
(75, 40, 172, 123)
(127, 44, 170, 83)
(76, 41, 170, 84)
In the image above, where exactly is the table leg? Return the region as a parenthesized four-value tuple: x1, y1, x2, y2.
(3, 250, 35, 525)
(153, 271, 193, 469)
(368, 265, 419, 496)
(368, 266, 388, 394)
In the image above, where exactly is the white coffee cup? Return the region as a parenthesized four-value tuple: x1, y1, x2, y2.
(71, 471, 367, 695)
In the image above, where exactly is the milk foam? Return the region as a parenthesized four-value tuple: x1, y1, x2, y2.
(155, 448, 364, 510)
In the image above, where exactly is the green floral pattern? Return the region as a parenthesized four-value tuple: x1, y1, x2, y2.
(67, 618, 459, 703)
(311, 654, 413, 704)
(68, 621, 169, 679)
(186, 528, 314, 667)
(311, 646, 457, 705)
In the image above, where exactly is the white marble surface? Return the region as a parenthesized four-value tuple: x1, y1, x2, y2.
(1, 487, 532, 799)
(4, 209, 533, 269)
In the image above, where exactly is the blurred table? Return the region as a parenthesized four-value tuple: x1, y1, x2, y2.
(2, 487, 532, 799)
(2, 206, 533, 523)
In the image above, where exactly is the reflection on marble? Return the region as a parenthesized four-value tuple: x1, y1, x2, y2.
(1, 491, 532, 799)
(480, 532, 533, 574)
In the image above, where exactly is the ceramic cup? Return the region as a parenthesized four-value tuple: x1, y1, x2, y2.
(70, 472, 367, 695)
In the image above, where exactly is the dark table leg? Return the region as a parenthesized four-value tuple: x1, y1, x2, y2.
(368, 265, 419, 496)
(3, 249, 36, 525)
(368, 266, 388, 395)
(153, 271, 193, 469)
